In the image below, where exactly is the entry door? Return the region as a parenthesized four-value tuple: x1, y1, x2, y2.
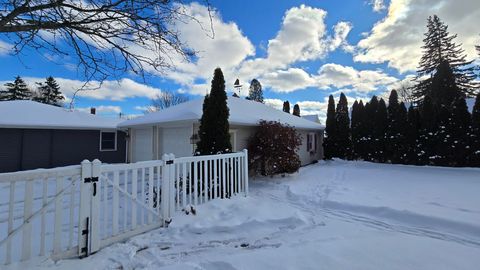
(133, 128, 153, 162)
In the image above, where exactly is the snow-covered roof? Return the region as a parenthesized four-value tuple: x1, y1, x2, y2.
(119, 97, 324, 130)
(0, 100, 122, 130)
(302, 114, 321, 124)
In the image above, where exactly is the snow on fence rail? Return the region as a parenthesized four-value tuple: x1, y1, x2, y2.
(0, 150, 248, 265)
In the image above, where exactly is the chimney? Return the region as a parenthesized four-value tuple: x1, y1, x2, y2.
(90, 107, 96, 115)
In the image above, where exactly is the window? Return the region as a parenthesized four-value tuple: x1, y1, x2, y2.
(100, 131, 117, 151)
(307, 133, 316, 152)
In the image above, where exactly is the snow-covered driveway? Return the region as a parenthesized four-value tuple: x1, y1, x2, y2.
(9, 160, 480, 270)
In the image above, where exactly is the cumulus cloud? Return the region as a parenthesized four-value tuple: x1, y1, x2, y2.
(261, 68, 316, 93)
(0, 77, 163, 102)
(0, 40, 11, 56)
(316, 63, 398, 92)
(355, 0, 480, 73)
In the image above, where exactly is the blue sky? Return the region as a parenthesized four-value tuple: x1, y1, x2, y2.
(0, 0, 479, 121)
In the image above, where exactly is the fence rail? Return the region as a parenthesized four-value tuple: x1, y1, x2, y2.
(0, 150, 248, 266)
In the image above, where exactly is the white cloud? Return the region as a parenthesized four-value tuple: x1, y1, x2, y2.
(355, 0, 480, 73)
(1, 77, 163, 102)
(264, 98, 285, 110)
(316, 63, 399, 92)
(370, 0, 386, 12)
(0, 40, 12, 56)
(261, 68, 316, 93)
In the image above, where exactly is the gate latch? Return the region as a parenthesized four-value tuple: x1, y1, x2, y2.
(84, 177, 99, 196)
(166, 160, 174, 165)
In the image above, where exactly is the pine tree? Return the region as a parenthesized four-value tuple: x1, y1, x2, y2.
(196, 68, 232, 155)
(405, 105, 421, 165)
(34, 76, 64, 106)
(413, 15, 478, 103)
(432, 104, 452, 166)
(429, 61, 462, 108)
(448, 97, 471, 166)
(418, 95, 437, 164)
(386, 90, 407, 163)
(283, 101, 290, 113)
(363, 96, 378, 161)
(293, 104, 300, 117)
(323, 95, 336, 160)
(351, 100, 360, 159)
(335, 93, 352, 159)
(374, 99, 388, 162)
(1, 76, 32, 100)
(356, 100, 367, 160)
(247, 79, 264, 103)
(469, 93, 480, 166)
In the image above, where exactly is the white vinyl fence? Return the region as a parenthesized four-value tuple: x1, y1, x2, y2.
(0, 150, 248, 265)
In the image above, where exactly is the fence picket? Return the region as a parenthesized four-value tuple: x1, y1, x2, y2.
(112, 170, 119, 235)
(53, 178, 63, 254)
(148, 167, 154, 223)
(132, 169, 138, 230)
(182, 164, 187, 209)
(40, 179, 47, 256)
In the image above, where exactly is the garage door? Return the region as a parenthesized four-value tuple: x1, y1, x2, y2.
(133, 128, 153, 162)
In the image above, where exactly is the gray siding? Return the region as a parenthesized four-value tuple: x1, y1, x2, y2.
(0, 128, 126, 173)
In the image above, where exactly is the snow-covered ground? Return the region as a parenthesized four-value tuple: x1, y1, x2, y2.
(7, 160, 480, 270)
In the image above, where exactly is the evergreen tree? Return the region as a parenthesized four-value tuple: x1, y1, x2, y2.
(469, 93, 480, 166)
(356, 100, 367, 160)
(34, 76, 64, 106)
(323, 95, 336, 160)
(293, 104, 300, 117)
(413, 15, 478, 103)
(428, 61, 462, 108)
(247, 79, 264, 103)
(374, 99, 388, 162)
(335, 93, 352, 159)
(283, 101, 290, 113)
(418, 95, 437, 164)
(351, 100, 360, 159)
(405, 105, 421, 165)
(432, 104, 452, 166)
(447, 97, 471, 166)
(363, 96, 378, 161)
(386, 90, 407, 163)
(1, 76, 32, 100)
(196, 68, 232, 155)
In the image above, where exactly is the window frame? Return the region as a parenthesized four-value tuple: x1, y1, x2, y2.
(307, 132, 316, 152)
(100, 130, 118, 152)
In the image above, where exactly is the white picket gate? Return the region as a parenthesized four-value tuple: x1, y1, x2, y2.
(0, 150, 248, 265)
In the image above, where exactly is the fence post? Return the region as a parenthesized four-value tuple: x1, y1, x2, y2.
(89, 159, 101, 254)
(243, 149, 249, 196)
(78, 160, 92, 257)
(161, 153, 171, 226)
(168, 154, 176, 218)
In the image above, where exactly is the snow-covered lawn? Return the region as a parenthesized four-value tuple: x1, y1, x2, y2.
(8, 160, 480, 270)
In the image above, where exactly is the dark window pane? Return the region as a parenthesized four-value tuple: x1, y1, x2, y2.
(101, 132, 116, 150)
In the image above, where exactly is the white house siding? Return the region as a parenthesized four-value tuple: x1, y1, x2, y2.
(297, 130, 324, 166)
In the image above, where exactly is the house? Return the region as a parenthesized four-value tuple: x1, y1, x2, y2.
(0, 100, 127, 173)
(119, 97, 324, 166)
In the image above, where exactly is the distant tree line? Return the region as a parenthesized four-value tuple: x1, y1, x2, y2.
(0, 76, 64, 106)
(323, 15, 480, 167)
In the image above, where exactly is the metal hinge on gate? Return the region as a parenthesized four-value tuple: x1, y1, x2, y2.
(166, 160, 174, 165)
(84, 177, 99, 196)
(80, 217, 89, 258)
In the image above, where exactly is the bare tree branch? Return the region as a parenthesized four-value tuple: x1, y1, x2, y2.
(0, 0, 213, 83)
(147, 90, 189, 112)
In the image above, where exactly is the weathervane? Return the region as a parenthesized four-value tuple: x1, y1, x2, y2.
(233, 78, 242, 97)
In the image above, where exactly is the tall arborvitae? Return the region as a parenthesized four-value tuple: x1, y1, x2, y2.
(413, 15, 478, 103)
(429, 61, 462, 108)
(469, 93, 480, 166)
(448, 97, 471, 166)
(363, 96, 378, 161)
(247, 79, 264, 103)
(356, 100, 367, 160)
(1, 76, 32, 100)
(196, 68, 232, 155)
(292, 104, 300, 117)
(323, 95, 336, 160)
(335, 93, 352, 159)
(405, 105, 421, 165)
(418, 95, 437, 164)
(386, 90, 402, 163)
(433, 104, 452, 166)
(351, 100, 361, 159)
(397, 102, 408, 162)
(374, 99, 388, 162)
(283, 101, 290, 113)
(34, 76, 64, 106)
